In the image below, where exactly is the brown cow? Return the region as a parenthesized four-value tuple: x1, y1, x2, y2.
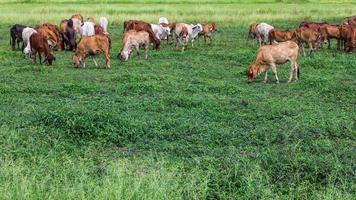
(296, 27, 325, 55)
(246, 41, 299, 84)
(123, 20, 160, 50)
(319, 24, 341, 49)
(36, 23, 63, 51)
(347, 27, 356, 53)
(268, 29, 296, 44)
(29, 33, 56, 65)
(299, 21, 328, 30)
(346, 16, 356, 27)
(72, 35, 110, 69)
(174, 23, 189, 51)
(198, 23, 217, 43)
(339, 23, 352, 51)
(248, 23, 259, 40)
(119, 30, 149, 61)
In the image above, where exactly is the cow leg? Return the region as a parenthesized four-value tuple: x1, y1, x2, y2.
(191, 39, 194, 47)
(11, 37, 16, 51)
(17, 39, 20, 50)
(270, 64, 279, 84)
(144, 43, 148, 60)
(288, 61, 296, 83)
(32, 50, 37, 64)
(328, 39, 331, 49)
(294, 62, 299, 81)
(264, 71, 268, 83)
(104, 51, 110, 69)
(92, 56, 98, 68)
(39, 53, 42, 64)
(336, 39, 340, 51)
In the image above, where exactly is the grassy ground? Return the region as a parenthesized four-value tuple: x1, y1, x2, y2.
(0, 1, 355, 199)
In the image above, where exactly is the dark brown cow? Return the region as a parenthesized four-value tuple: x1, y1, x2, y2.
(10, 24, 26, 51)
(60, 19, 77, 51)
(29, 33, 56, 65)
(123, 20, 160, 50)
(268, 29, 296, 44)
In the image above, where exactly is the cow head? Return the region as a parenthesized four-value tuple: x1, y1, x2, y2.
(246, 65, 257, 83)
(44, 54, 56, 65)
(72, 53, 82, 67)
(119, 45, 135, 61)
(315, 34, 325, 49)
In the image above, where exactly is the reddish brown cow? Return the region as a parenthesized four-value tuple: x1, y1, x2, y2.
(123, 20, 160, 50)
(346, 16, 356, 27)
(268, 29, 296, 44)
(36, 23, 63, 51)
(347, 27, 356, 53)
(29, 33, 56, 65)
(59, 19, 77, 51)
(296, 27, 324, 55)
(299, 21, 328, 30)
(198, 23, 217, 43)
(248, 23, 259, 40)
(319, 24, 341, 49)
(339, 23, 352, 51)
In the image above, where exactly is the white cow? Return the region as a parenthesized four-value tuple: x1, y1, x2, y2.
(256, 22, 274, 46)
(22, 27, 37, 58)
(99, 17, 108, 34)
(71, 17, 82, 39)
(186, 23, 203, 47)
(81, 22, 95, 36)
(151, 24, 170, 40)
(158, 17, 169, 25)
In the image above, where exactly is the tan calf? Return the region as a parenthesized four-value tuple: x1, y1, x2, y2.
(119, 30, 149, 61)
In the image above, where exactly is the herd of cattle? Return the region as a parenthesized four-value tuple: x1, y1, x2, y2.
(8, 14, 356, 83)
(9, 14, 217, 68)
(246, 15, 356, 83)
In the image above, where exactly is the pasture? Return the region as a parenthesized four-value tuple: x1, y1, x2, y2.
(0, 1, 355, 199)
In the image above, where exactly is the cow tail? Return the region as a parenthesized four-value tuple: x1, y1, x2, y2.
(296, 63, 300, 79)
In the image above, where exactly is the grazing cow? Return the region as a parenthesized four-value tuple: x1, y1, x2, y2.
(72, 35, 110, 69)
(81, 21, 95, 36)
(339, 23, 352, 51)
(246, 41, 299, 84)
(60, 19, 77, 51)
(29, 33, 56, 65)
(268, 29, 296, 44)
(198, 23, 217, 43)
(10, 24, 26, 50)
(299, 21, 328, 30)
(174, 23, 189, 51)
(248, 23, 259, 40)
(151, 24, 170, 41)
(36, 23, 63, 51)
(187, 24, 203, 47)
(296, 27, 324, 55)
(22, 27, 37, 57)
(119, 30, 149, 61)
(347, 27, 356, 53)
(256, 23, 274, 46)
(99, 17, 108, 34)
(318, 24, 341, 49)
(123, 20, 160, 50)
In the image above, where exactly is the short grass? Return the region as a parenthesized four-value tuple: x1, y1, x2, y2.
(0, 1, 355, 199)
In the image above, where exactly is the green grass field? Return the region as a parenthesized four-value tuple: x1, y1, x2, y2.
(0, 1, 355, 199)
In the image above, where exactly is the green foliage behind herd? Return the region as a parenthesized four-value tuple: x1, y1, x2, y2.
(0, 1, 355, 199)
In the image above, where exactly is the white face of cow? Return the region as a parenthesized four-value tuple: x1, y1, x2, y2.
(120, 49, 131, 61)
